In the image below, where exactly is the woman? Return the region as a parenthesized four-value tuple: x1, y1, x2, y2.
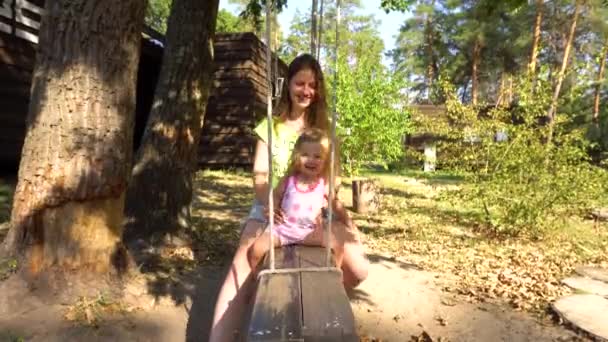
(209, 53, 369, 342)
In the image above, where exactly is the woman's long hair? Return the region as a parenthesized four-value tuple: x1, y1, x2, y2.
(275, 54, 330, 132)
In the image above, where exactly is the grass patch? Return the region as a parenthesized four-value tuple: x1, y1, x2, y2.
(0, 332, 24, 342)
(0, 176, 16, 244)
(0, 177, 15, 223)
(361, 167, 465, 185)
(190, 170, 252, 265)
(0, 258, 17, 281)
(63, 292, 135, 328)
(349, 169, 608, 313)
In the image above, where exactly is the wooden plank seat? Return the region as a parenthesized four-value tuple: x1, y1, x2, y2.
(244, 245, 358, 341)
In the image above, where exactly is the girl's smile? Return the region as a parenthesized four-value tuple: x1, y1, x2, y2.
(298, 141, 324, 179)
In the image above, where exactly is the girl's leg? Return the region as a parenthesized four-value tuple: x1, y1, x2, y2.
(209, 219, 265, 342)
(247, 231, 277, 270)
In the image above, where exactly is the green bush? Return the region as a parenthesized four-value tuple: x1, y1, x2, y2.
(426, 77, 608, 237)
(336, 56, 412, 176)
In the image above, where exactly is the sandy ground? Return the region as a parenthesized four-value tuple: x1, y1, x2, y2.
(352, 254, 579, 342)
(0, 256, 581, 342)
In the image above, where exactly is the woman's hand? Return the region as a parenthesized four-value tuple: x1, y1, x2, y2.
(264, 206, 286, 224)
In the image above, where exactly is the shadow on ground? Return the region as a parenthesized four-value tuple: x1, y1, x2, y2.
(0, 313, 173, 342)
(124, 171, 247, 341)
(0, 170, 246, 341)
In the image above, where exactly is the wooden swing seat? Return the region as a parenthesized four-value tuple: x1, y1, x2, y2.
(244, 245, 358, 341)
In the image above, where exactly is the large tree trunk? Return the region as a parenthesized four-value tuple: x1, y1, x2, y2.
(316, 0, 325, 59)
(2, 0, 146, 277)
(496, 70, 506, 107)
(424, 0, 436, 101)
(546, 0, 581, 144)
(507, 74, 514, 104)
(471, 38, 481, 105)
(311, 0, 319, 57)
(124, 0, 219, 245)
(528, 0, 543, 76)
(593, 38, 608, 129)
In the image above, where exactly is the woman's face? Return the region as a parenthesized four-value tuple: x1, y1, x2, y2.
(288, 68, 317, 113)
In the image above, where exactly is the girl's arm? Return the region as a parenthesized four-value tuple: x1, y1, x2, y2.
(272, 176, 288, 208)
(266, 176, 288, 224)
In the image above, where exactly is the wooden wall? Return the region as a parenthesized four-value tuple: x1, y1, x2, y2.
(0, 0, 43, 169)
(200, 32, 287, 167)
(405, 104, 448, 148)
(0, 34, 31, 167)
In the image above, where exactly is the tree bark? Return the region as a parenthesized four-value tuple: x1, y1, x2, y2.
(311, 0, 319, 57)
(316, 0, 325, 59)
(124, 0, 219, 244)
(3, 0, 146, 276)
(496, 70, 506, 107)
(546, 0, 581, 144)
(507, 75, 514, 104)
(593, 38, 608, 129)
(471, 38, 481, 105)
(462, 77, 469, 103)
(424, 0, 436, 101)
(528, 0, 543, 76)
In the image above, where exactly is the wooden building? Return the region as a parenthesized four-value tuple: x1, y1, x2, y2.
(0, 0, 286, 170)
(200, 33, 287, 167)
(0, 0, 44, 169)
(405, 104, 448, 172)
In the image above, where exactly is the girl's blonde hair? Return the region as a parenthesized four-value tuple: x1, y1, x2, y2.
(286, 128, 331, 180)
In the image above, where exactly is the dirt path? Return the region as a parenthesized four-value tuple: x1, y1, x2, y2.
(352, 254, 579, 341)
(0, 260, 579, 342)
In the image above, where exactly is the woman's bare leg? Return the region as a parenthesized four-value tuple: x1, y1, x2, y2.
(209, 219, 264, 342)
(334, 221, 369, 288)
(302, 220, 369, 288)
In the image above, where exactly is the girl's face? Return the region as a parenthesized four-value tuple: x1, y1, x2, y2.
(297, 141, 325, 179)
(289, 68, 317, 113)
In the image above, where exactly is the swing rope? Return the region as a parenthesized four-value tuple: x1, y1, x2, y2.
(316, 0, 324, 60)
(264, 0, 340, 271)
(264, 0, 276, 270)
(326, 0, 340, 268)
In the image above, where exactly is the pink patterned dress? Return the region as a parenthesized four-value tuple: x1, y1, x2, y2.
(273, 175, 326, 245)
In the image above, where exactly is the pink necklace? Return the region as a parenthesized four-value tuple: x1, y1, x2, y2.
(293, 175, 319, 193)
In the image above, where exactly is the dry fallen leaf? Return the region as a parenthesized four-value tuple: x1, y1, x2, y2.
(410, 330, 434, 342)
(435, 315, 448, 326)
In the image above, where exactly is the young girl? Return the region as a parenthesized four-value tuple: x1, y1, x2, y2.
(247, 128, 350, 269)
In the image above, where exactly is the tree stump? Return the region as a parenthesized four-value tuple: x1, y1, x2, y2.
(423, 141, 437, 172)
(351, 179, 380, 214)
